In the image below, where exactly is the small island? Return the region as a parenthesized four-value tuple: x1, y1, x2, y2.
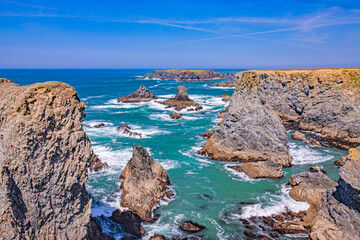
(144, 69, 233, 81)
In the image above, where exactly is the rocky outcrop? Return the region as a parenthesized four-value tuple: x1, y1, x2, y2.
(94, 123, 105, 128)
(117, 123, 142, 138)
(201, 129, 214, 138)
(0, 80, 109, 239)
(158, 85, 202, 111)
(310, 146, 360, 239)
(239, 69, 360, 149)
(221, 94, 231, 101)
(110, 209, 145, 238)
(208, 77, 237, 88)
(199, 71, 292, 167)
(308, 137, 321, 146)
(309, 166, 326, 174)
(334, 156, 346, 166)
(169, 112, 182, 119)
(292, 131, 307, 141)
(117, 85, 157, 102)
(119, 144, 172, 222)
(89, 154, 109, 172)
(228, 161, 283, 179)
(144, 69, 232, 81)
(179, 221, 206, 233)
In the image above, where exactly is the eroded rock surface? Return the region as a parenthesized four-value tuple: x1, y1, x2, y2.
(117, 85, 157, 102)
(89, 154, 109, 172)
(228, 161, 283, 179)
(0, 80, 108, 239)
(158, 85, 202, 111)
(199, 72, 292, 167)
(120, 144, 172, 221)
(117, 123, 142, 138)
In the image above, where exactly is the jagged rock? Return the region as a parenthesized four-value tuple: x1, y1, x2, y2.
(117, 123, 142, 138)
(309, 137, 321, 146)
(334, 156, 346, 166)
(179, 221, 206, 233)
(89, 153, 109, 172)
(110, 209, 145, 238)
(150, 234, 166, 240)
(157, 86, 202, 111)
(291, 131, 307, 141)
(117, 85, 157, 102)
(0, 80, 109, 239)
(199, 72, 292, 167)
(94, 123, 105, 128)
(120, 144, 172, 221)
(89, 217, 115, 240)
(201, 129, 214, 138)
(310, 166, 326, 174)
(228, 161, 283, 179)
(243, 69, 360, 149)
(310, 146, 360, 239)
(144, 69, 230, 81)
(221, 94, 231, 101)
(170, 112, 182, 119)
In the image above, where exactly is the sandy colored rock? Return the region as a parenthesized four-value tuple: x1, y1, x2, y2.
(120, 144, 172, 221)
(199, 72, 292, 167)
(149, 234, 166, 240)
(228, 161, 283, 179)
(157, 85, 202, 111)
(201, 129, 214, 138)
(309, 166, 326, 174)
(170, 112, 182, 119)
(117, 85, 157, 102)
(309, 137, 321, 146)
(291, 131, 307, 141)
(334, 156, 346, 166)
(221, 93, 231, 101)
(0, 80, 109, 239)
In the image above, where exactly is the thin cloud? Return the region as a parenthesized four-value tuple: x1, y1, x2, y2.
(1, 0, 57, 10)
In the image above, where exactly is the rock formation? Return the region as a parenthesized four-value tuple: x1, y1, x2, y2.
(179, 221, 206, 233)
(158, 85, 202, 111)
(228, 161, 283, 179)
(242, 68, 360, 149)
(221, 93, 231, 101)
(310, 146, 360, 239)
(208, 74, 238, 88)
(0, 79, 109, 239)
(117, 123, 142, 138)
(291, 131, 307, 141)
(309, 166, 326, 174)
(89, 154, 109, 172)
(199, 71, 292, 167)
(169, 112, 182, 119)
(144, 69, 231, 81)
(308, 137, 321, 146)
(117, 85, 157, 102)
(119, 144, 172, 221)
(334, 156, 346, 166)
(110, 209, 145, 238)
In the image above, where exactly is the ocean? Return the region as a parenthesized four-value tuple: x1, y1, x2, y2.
(0, 69, 346, 239)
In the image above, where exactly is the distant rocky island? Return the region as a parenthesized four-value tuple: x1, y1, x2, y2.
(144, 69, 233, 81)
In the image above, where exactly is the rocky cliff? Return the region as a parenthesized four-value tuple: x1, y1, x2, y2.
(144, 69, 232, 81)
(199, 71, 292, 167)
(0, 79, 109, 239)
(238, 68, 360, 149)
(120, 144, 172, 222)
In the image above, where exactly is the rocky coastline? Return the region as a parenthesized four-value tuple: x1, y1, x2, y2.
(144, 69, 233, 81)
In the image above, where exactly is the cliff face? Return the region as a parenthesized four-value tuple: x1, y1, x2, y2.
(199, 72, 292, 167)
(144, 69, 232, 81)
(0, 79, 106, 239)
(242, 68, 360, 149)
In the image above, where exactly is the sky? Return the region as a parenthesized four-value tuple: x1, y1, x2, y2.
(0, 0, 360, 69)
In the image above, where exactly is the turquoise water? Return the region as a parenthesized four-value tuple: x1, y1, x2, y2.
(0, 69, 346, 240)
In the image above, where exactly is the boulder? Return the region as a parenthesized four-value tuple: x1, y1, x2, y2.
(110, 209, 145, 238)
(334, 156, 346, 166)
(157, 85, 202, 111)
(199, 72, 292, 167)
(179, 221, 206, 233)
(0, 80, 109, 239)
(291, 131, 307, 141)
(120, 144, 172, 221)
(221, 93, 231, 101)
(309, 137, 321, 146)
(117, 85, 157, 102)
(309, 166, 326, 174)
(228, 161, 283, 179)
(89, 153, 109, 172)
(94, 123, 105, 128)
(170, 112, 182, 119)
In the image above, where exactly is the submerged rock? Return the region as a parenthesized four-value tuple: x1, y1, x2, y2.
(89, 153, 109, 172)
(120, 144, 172, 221)
(199, 72, 292, 167)
(170, 112, 182, 119)
(291, 131, 307, 141)
(158, 85, 202, 111)
(228, 161, 283, 179)
(144, 69, 230, 81)
(179, 221, 206, 233)
(0, 80, 109, 239)
(117, 123, 142, 138)
(117, 85, 157, 102)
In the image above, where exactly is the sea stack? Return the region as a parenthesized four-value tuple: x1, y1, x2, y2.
(119, 144, 172, 221)
(0, 79, 110, 239)
(199, 71, 292, 169)
(117, 84, 157, 102)
(158, 85, 202, 111)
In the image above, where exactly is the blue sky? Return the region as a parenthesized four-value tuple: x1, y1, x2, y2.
(0, 0, 360, 68)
